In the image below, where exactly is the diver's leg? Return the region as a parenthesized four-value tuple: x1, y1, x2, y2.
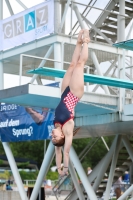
(69, 29, 90, 99)
(61, 30, 83, 94)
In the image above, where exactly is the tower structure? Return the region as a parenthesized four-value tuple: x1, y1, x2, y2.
(0, 0, 133, 200)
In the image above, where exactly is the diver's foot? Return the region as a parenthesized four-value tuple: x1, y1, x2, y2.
(77, 29, 83, 44)
(83, 29, 90, 44)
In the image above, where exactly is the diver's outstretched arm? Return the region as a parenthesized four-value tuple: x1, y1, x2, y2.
(55, 147, 63, 175)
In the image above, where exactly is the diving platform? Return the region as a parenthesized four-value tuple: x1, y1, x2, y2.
(0, 83, 133, 138)
(113, 39, 133, 51)
(28, 67, 133, 89)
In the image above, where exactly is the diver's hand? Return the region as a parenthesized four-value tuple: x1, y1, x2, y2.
(57, 168, 63, 176)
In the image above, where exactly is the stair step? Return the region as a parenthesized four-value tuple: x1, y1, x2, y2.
(125, 1, 133, 8)
(113, 6, 133, 16)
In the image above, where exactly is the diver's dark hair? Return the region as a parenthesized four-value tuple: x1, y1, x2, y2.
(52, 137, 65, 147)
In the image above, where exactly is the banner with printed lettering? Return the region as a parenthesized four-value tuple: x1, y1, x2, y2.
(0, 0, 54, 51)
(0, 103, 54, 142)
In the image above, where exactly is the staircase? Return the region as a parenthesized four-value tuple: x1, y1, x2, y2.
(90, 0, 133, 43)
(96, 140, 133, 198)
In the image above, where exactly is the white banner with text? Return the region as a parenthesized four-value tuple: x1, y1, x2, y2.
(0, 0, 54, 51)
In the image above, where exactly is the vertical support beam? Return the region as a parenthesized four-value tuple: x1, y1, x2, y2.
(117, 0, 125, 114)
(54, 0, 61, 83)
(104, 136, 122, 200)
(61, 1, 65, 33)
(69, 160, 85, 200)
(118, 0, 125, 42)
(61, 42, 64, 70)
(0, 2, 27, 199)
(30, 142, 55, 200)
(0, 0, 3, 20)
(130, 57, 133, 103)
(2, 143, 28, 200)
(70, 146, 98, 200)
(54, 42, 62, 85)
(91, 51, 110, 94)
(54, 0, 61, 33)
(59, 0, 71, 33)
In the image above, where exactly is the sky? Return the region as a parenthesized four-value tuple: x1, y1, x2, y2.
(2, 0, 133, 90)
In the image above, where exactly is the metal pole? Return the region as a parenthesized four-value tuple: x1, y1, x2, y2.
(122, 136, 133, 162)
(54, 42, 62, 85)
(93, 135, 118, 192)
(0, 2, 27, 199)
(59, 0, 71, 32)
(73, 4, 85, 29)
(117, 0, 125, 114)
(70, 146, 98, 200)
(5, 0, 14, 15)
(69, 160, 85, 200)
(29, 45, 54, 84)
(101, 136, 109, 151)
(69, 136, 121, 200)
(122, 49, 126, 107)
(54, 0, 61, 84)
(2, 143, 28, 200)
(104, 136, 122, 200)
(54, 0, 61, 33)
(91, 51, 110, 94)
(118, 0, 125, 42)
(70, 1, 73, 40)
(117, 185, 133, 200)
(30, 142, 55, 200)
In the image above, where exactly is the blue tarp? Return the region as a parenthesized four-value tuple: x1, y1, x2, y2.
(0, 103, 54, 142)
(0, 82, 60, 142)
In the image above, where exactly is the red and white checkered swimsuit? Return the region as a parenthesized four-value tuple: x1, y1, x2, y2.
(54, 86, 79, 127)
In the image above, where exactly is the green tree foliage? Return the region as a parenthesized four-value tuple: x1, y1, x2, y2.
(0, 170, 11, 179)
(0, 142, 5, 154)
(19, 170, 39, 180)
(9, 140, 50, 168)
(46, 171, 58, 180)
(0, 136, 114, 174)
(73, 136, 114, 171)
(0, 160, 3, 165)
(17, 162, 30, 169)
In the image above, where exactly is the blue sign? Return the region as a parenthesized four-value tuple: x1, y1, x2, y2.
(0, 103, 54, 142)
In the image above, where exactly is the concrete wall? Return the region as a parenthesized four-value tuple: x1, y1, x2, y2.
(0, 191, 21, 200)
